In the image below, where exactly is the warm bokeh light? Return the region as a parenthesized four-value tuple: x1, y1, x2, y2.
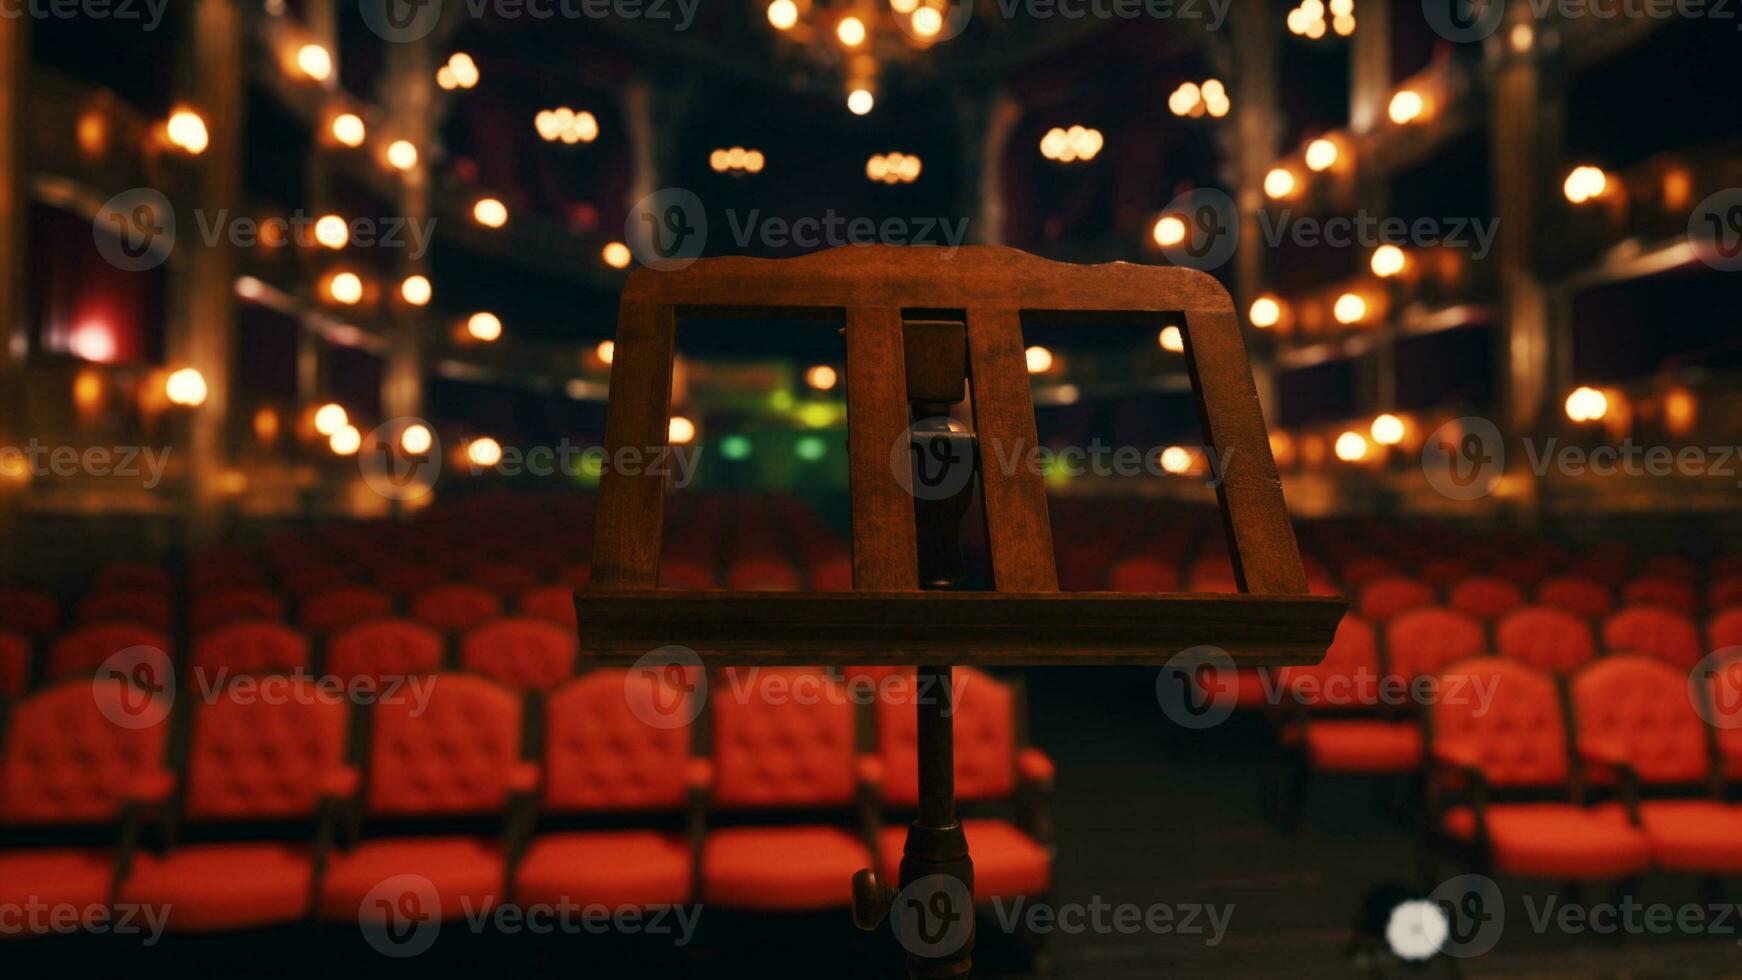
(867, 152, 922, 184)
(472, 198, 508, 228)
(602, 241, 632, 269)
(1334, 430, 1369, 462)
(1663, 387, 1696, 435)
(447, 52, 480, 89)
(331, 113, 366, 147)
(847, 88, 875, 115)
(466, 312, 502, 342)
(1263, 167, 1297, 200)
(836, 16, 866, 46)
(1563, 165, 1608, 204)
(767, 0, 798, 29)
(166, 109, 209, 154)
(1249, 296, 1283, 329)
(165, 368, 208, 408)
(1565, 386, 1609, 422)
(596, 340, 616, 365)
(1305, 138, 1339, 172)
(1152, 215, 1187, 247)
(313, 403, 349, 437)
(1024, 345, 1055, 374)
(400, 275, 432, 306)
(400, 424, 433, 455)
(295, 44, 332, 81)
(668, 416, 698, 445)
(805, 365, 839, 390)
(1160, 446, 1193, 475)
(1371, 244, 1407, 278)
(1370, 413, 1406, 446)
(1040, 125, 1103, 163)
(387, 140, 418, 171)
(314, 215, 348, 249)
(327, 272, 363, 305)
(467, 437, 504, 467)
(253, 407, 280, 444)
(1333, 292, 1367, 325)
(1158, 326, 1185, 353)
(1388, 90, 1424, 125)
(911, 7, 943, 36)
(330, 424, 362, 456)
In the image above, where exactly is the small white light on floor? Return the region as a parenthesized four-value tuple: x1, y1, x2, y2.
(1385, 899, 1448, 962)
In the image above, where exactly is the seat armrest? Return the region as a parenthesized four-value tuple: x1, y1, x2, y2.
(1576, 740, 1641, 816)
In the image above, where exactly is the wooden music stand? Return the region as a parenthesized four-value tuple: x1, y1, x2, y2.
(577, 245, 1344, 977)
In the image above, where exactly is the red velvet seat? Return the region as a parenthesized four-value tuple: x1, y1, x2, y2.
(1298, 720, 1421, 773)
(374, 564, 448, 597)
(1496, 606, 1595, 674)
(1536, 575, 1613, 620)
(1105, 555, 1178, 592)
(1386, 607, 1486, 680)
(325, 618, 444, 683)
(189, 620, 310, 681)
(514, 670, 702, 908)
(1447, 576, 1525, 622)
(1708, 608, 1742, 650)
(298, 585, 393, 633)
(876, 818, 1050, 901)
(1621, 577, 1699, 616)
(1417, 558, 1475, 589)
(470, 562, 543, 595)
(1602, 606, 1703, 669)
(460, 617, 577, 691)
(0, 629, 27, 697)
(410, 583, 504, 633)
(77, 589, 173, 631)
(0, 679, 172, 937)
(1593, 801, 1742, 873)
(318, 674, 529, 921)
(0, 587, 59, 637)
(189, 587, 285, 632)
(120, 677, 350, 931)
(517, 584, 578, 628)
(45, 622, 171, 682)
(1428, 659, 1651, 881)
(278, 564, 351, 598)
(1710, 576, 1742, 614)
(702, 668, 876, 910)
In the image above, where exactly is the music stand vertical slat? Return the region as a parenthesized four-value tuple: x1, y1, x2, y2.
(844, 306, 921, 591)
(964, 307, 1058, 592)
(591, 301, 677, 591)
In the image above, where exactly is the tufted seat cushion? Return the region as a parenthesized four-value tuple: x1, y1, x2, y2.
(325, 619, 443, 684)
(1300, 719, 1421, 773)
(517, 585, 578, 628)
(410, 585, 504, 634)
(1441, 804, 1652, 879)
(189, 621, 310, 682)
(319, 837, 504, 920)
(543, 670, 694, 812)
(877, 819, 1050, 902)
(122, 842, 314, 931)
(459, 618, 577, 692)
(514, 830, 691, 907)
(1602, 606, 1703, 669)
(45, 622, 171, 683)
(1358, 577, 1436, 622)
(702, 827, 869, 910)
(2, 679, 171, 825)
(1387, 608, 1486, 681)
(364, 674, 525, 818)
(876, 669, 1015, 806)
(0, 848, 115, 928)
(1592, 801, 1742, 873)
(1572, 656, 1709, 786)
(1621, 577, 1699, 616)
(182, 679, 350, 821)
(712, 668, 857, 809)
(1497, 607, 1595, 674)
(1448, 577, 1525, 621)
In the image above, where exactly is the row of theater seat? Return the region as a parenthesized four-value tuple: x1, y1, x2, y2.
(0, 667, 1052, 937)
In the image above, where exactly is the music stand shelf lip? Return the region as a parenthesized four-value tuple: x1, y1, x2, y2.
(573, 589, 1347, 667)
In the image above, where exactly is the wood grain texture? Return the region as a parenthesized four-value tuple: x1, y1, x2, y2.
(964, 307, 1058, 592)
(589, 301, 675, 590)
(574, 591, 1345, 666)
(845, 306, 919, 591)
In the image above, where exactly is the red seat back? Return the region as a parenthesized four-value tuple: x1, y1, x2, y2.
(184, 678, 350, 821)
(374, 564, 448, 597)
(1386, 607, 1485, 680)
(1430, 659, 1568, 789)
(1278, 615, 1380, 709)
(1710, 576, 1742, 614)
(190, 621, 310, 680)
(1496, 606, 1596, 674)
(299, 585, 393, 633)
(1417, 558, 1475, 589)
(517, 585, 577, 629)
(365, 673, 523, 817)
(95, 562, 173, 594)
(1106, 556, 1179, 593)
(711, 668, 856, 809)
(1, 678, 170, 824)
(47, 622, 171, 682)
(0, 629, 25, 696)
(1358, 577, 1436, 622)
(1537, 575, 1613, 620)
(77, 589, 173, 631)
(190, 587, 285, 632)
(460, 618, 577, 691)
(1621, 577, 1699, 616)
(1603, 606, 1703, 669)
(0, 587, 60, 637)
(542, 670, 694, 812)
(1447, 576, 1525, 622)
(325, 619, 443, 683)
(278, 564, 351, 598)
(1572, 656, 1709, 785)
(876, 669, 1015, 806)
(1710, 609, 1742, 652)
(410, 584, 504, 633)
(469, 563, 543, 595)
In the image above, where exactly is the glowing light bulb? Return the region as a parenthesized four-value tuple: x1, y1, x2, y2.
(328, 272, 363, 305)
(1565, 386, 1609, 422)
(400, 424, 433, 455)
(1250, 296, 1282, 328)
(601, 241, 632, 269)
(313, 403, 349, 436)
(668, 416, 697, 445)
(1334, 431, 1369, 462)
(387, 140, 418, 171)
(1333, 292, 1367, 325)
(1152, 215, 1187, 247)
(466, 312, 502, 341)
(1160, 446, 1193, 474)
(166, 109, 209, 154)
(596, 340, 615, 364)
(400, 275, 432, 306)
(911, 7, 943, 36)
(805, 365, 839, 390)
(1158, 326, 1185, 353)
(1264, 167, 1297, 200)
(466, 437, 503, 467)
(314, 215, 348, 249)
(847, 88, 875, 115)
(296, 44, 333, 82)
(767, 0, 798, 29)
(837, 16, 866, 46)
(331, 113, 366, 148)
(1388, 90, 1424, 125)
(1371, 245, 1407, 278)
(1370, 413, 1405, 446)
(165, 368, 208, 407)
(472, 198, 508, 228)
(1305, 138, 1338, 172)
(330, 424, 362, 456)
(1024, 346, 1054, 374)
